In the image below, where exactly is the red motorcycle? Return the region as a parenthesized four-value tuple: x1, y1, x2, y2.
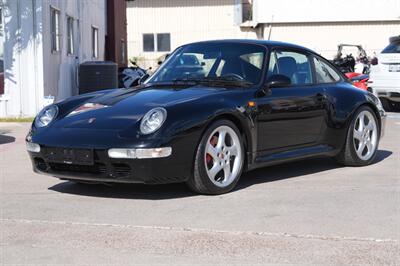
(345, 72, 370, 91)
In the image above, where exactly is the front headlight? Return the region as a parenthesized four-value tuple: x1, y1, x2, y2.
(140, 107, 167, 135)
(35, 105, 58, 128)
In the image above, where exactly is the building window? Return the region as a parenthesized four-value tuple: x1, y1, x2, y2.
(143, 33, 171, 52)
(66, 16, 74, 55)
(92, 26, 99, 58)
(143, 34, 155, 52)
(50, 7, 61, 52)
(157, 33, 171, 52)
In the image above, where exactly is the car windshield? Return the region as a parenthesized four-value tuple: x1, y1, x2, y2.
(146, 42, 266, 86)
(382, 42, 400, 53)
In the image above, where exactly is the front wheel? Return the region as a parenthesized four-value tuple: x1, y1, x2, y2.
(336, 106, 380, 166)
(187, 120, 245, 195)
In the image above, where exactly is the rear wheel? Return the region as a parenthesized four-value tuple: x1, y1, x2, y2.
(336, 106, 379, 166)
(187, 120, 244, 194)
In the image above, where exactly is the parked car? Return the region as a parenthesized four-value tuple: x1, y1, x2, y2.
(370, 36, 400, 111)
(26, 40, 386, 195)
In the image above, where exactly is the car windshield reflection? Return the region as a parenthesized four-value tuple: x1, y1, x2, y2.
(146, 42, 266, 86)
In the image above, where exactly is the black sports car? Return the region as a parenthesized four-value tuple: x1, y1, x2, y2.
(26, 40, 386, 194)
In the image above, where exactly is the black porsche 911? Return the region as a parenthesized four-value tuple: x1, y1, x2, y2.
(26, 40, 386, 194)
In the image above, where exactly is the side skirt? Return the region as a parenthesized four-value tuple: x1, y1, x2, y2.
(247, 144, 338, 171)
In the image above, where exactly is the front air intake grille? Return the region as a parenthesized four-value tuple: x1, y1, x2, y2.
(112, 163, 131, 178)
(49, 163, 107, 175)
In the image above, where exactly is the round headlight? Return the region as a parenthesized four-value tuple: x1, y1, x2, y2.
(35, 105, 58, 128)
(140, 107, 167, 135)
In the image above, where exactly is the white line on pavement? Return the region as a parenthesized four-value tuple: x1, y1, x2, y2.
(1, 218, 398, 243)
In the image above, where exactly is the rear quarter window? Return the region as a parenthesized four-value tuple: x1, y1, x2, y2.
(313, 57, 342, 84)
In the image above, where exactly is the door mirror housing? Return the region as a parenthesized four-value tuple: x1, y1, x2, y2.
(266, 75, 291, 88)
(257, 75, 291, 97)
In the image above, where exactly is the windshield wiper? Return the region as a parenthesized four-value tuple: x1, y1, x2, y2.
(145, 77, 254, 88)
(141, 79, 199, 88)
(172, 77, 254, 87)
(201, 77, 254, 87)
(172, 78, 202, 85)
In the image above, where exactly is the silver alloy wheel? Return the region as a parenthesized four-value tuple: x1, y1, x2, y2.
(204, 125, 243, 188)
(353, 110, 378, 161)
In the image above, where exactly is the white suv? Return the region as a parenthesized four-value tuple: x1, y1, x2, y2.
(370, 36, 400, 112)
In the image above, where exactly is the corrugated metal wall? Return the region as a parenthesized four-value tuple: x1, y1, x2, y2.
(43, 0, 107, 101)
(126, 0, 257, 67)
(264, 21, 400, 59)
(254, 0, 400, 23)
(0, 0, 107, 117)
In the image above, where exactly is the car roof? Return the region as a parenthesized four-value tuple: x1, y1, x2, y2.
(183, 39, 315, 54)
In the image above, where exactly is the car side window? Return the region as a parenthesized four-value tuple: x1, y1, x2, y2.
(313, 57, 341, 83)
(268, 50, 313, 86)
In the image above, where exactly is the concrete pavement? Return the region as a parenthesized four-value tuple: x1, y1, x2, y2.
(0, 115, 399, 265)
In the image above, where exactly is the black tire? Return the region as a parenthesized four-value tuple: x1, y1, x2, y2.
(186, 119, 245, 195)
(379, 98, 394, 112)
(335, 106, 380, 166)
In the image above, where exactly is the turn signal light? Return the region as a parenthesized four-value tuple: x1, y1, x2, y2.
(248, 101, 256, 107)
(108, 147, 172, 159)
(26, 142, 41, 153)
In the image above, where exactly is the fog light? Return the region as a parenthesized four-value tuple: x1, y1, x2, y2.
(108, 149, 136, 159)
(108, 147, 172, 159)
(26, 142, 41, 153)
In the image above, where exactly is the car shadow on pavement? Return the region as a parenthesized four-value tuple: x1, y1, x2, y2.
(49, 150, 392, 200)
(0, 134, 16, 145)
(236, 149, 392, 190)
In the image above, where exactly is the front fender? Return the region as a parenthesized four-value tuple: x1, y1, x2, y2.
(155, 89, 255, 165)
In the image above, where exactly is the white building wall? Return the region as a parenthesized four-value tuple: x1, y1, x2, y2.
(42, 0, 106, 101)
(126, 0, 257, 68)
(254, 0, 400, 59)
(0, 0, 44, 117)
(0, 0, 106, 117)
(253, 0, 400, 23)
(264, 22, 400, 59)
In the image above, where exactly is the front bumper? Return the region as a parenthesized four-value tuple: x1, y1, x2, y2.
(27, 135, 198, 184)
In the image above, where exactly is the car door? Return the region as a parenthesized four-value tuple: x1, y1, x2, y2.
(256, 49, 327, 154)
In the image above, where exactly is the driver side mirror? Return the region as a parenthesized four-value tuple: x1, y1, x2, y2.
(257, 75, 291, 97)
(266, 75, 291, 88)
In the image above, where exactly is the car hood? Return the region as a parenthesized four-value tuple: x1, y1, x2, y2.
(53, 85, 233, 130)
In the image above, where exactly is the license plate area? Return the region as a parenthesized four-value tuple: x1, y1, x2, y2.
(389, 64, 400, 72)
(44, 147, 94, 165)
